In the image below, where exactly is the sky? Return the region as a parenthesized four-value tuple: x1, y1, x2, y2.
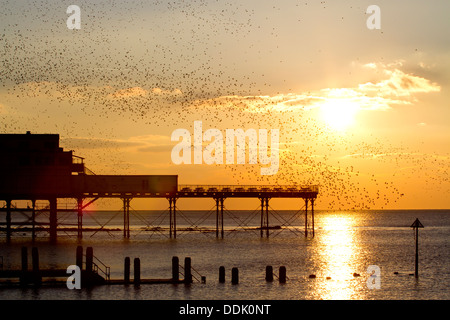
(0, 0, 449, 210)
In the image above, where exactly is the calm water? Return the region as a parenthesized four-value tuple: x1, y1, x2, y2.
(0, 210, 449, 300)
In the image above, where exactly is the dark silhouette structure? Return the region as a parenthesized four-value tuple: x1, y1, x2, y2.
(0, 132, 317, 242)
(0, 132, 177, 242)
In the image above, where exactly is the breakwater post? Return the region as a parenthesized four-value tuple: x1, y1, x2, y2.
(219, 266, 225, 283)
(265, 266, 273, 282)
(279, 266, 286, 283)
(31, 247, 41, 285)
(124, 257, 130, 284)
(231, 267, 239, 284)
(76, 246, 83, 270)
(172, 256, 179, 282)
(20, 247, 28, 286)
(134, 258, 140, 286)
(86, 247, 93, 273)
(184, 257, 192, 284)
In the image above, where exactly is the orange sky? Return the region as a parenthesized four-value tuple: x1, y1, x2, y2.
(1, 1, 449, 210)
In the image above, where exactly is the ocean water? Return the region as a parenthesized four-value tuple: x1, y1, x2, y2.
(0, 210, 449, 300)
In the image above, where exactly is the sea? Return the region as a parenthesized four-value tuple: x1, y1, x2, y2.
(0, 209, 449, 301)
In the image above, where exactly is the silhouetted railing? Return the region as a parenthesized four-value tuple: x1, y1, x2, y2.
(93, 256, 110, 281)
(178, 185, 319, 193)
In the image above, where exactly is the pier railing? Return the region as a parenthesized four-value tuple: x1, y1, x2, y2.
(178, 185, 319, 193)
(93, 256, 110, 281)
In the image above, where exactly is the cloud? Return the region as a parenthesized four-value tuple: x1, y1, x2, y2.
(107, 87, 183, 99)
(189, 62, 440, 113)
(137, 145, 174, 153)
(0, 103, 8, 114)
(358, 67, 440, 99)
(61, 137, 145, 149)
(108, 87, 148, 99)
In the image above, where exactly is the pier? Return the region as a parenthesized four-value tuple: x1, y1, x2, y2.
(0, 132, 318, 241)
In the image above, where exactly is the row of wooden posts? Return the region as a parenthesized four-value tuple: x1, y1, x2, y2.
(218, 265, 288, 284)
(123, 256, 288, 286)
(19, 247, 42, 286)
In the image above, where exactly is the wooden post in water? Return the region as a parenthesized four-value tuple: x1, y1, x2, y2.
(279, 266, 286, 283)
(184, 257, 192, 284)
(410, 218, 424, 278)
(172, 256, 179, 281)
(219, 266, 225, 283)
(86, 247, 93, 273)
(265, 266, 273, 282)
(134, 258, 140, 286)
(31, 247, 41, 285)
(76, 246, 83, 270)
(20, 247, 28, 286)
(124, 257, 130, 284)
(231, 267, 239, 284)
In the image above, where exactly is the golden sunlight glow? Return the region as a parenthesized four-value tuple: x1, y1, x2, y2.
(320, 99, 359, 130)
(315, 214, 361, 300)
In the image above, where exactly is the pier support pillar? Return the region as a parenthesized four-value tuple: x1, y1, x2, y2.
(77, 198, 83, 240)
(49, 197, 57, 243)
(215, 198, 219, 238)
(122, 198, 131, 239)
(260, 197, 270, 238)
(304, 198, 308, 238)
(220, 198, 224, 238)
(214, 197, 224, 239)
(31, 200, 36, 241)
(311, 198, 315, 238)
(6, 200, 11, 241)
(169, 197, 177, 239)
(265, 198, 269, 238)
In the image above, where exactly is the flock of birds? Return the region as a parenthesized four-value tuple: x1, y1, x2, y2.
(0, 1, 447, 210)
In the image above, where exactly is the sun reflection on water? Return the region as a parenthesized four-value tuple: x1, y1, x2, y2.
(312, 213, 365, 300)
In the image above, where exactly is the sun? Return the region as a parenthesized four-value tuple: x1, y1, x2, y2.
(320, 99, 359, 130)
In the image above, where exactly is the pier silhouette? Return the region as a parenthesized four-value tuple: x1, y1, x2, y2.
(0, 132, 318, 241)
